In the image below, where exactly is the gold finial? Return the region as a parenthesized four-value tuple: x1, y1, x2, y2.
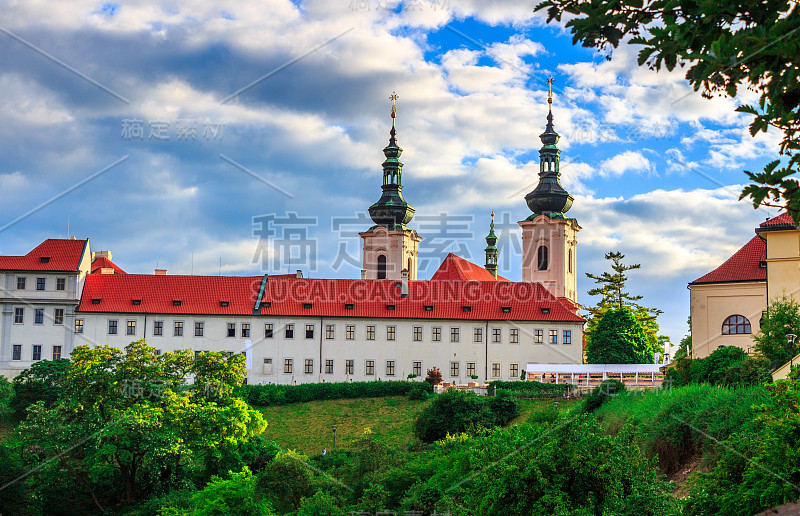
(390, 91, 398, 125)
(547, 76, 554, 106)
(491, 211, 495, 220)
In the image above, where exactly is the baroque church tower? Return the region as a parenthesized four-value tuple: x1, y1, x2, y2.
(360, 93, 422, 280)
(519, 78, 581, 302)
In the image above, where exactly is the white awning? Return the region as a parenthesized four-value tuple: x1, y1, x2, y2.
(525, 363, 663, 374)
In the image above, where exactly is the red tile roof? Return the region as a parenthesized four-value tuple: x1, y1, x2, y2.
(0, 239, 88, 272)
(759, 213, 797, 228)
(90, 256, 126, 275)
(77, 273, 584, 322)
(690, 236, 766, 285)
(431, 253, 509, 282)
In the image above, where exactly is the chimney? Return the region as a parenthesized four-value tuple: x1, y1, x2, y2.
(296, 270, 303, 279)
(155, 269, 167, 275)
(401, 269, 409, 298)
(361, 269, 367, 280)
(92, 250, 113, 261)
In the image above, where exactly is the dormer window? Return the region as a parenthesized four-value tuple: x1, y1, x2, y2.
(759, 260, 767, 269)
(541, 307, 551, 315)
(345, 303, 354, 310)
(132, 299, 142, 306)
(502, 307, 511, 313)
(424, 305, 433, 311)
(91, 298, 101, 305)
(263, 302, 271, 308)
(462, 306, 472, 313)
(219, 301, 230, 307)
(386, 304, 396, 311)
(173, 300, 182, 306)
(304, 303, 313, 309)
(39, 257, 50, 263)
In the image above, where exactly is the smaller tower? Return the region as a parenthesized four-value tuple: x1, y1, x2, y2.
(360, 92, 422, 280)
(484, 212, 498, 279)
(519, 78, 581, 302)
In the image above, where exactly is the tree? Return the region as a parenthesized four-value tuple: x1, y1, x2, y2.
(535, 0, 800, 220)
(424, 368, 442, 385)
(584, 252, 663, 358)
(585, 307, 654, 364)
(0, 375, 12, 422)
(754, 295, 800, 367)
(10, 358, 71, 420)
(191, 468, 274, 516)
(413, 389, 518, 443)
(256, 450, 315, 514)
(15, 340, 267, 512)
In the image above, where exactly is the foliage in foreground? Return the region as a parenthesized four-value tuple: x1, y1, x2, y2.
(413, 389, 519, 443)
(666, 346, 771, 388)
(754, 294, 800, 368)
(236, 381, 432, 407)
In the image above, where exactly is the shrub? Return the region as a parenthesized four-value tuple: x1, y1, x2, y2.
(235, 381, 432, 407)
(583, 379, 626, 413)
(297, 491, 345, 516)
(408, 385, 430, 401)
(489, 380, 569, 399)
(256, 450, 314, 514)
(683, 347, 771, 387)
(413, 389, 519, 443)
(424, 368, 442, 385)
(192, 468, 273, 516)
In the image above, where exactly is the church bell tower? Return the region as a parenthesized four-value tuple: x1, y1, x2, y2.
(360, 92, 422, 280)
(519, 78, 581, 302)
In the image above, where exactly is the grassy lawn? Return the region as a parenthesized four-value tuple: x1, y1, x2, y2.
(260, 395, 428, 455)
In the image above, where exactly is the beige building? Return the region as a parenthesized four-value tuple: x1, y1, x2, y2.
(689, 213, 800, 358)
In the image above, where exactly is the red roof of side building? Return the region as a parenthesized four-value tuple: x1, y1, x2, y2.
(690, 235, 766, 285)
(77, 273, 584, 322)
(90, 256, 126, 275)
(759, 212, 798, 228)
(0, 238, 88, 272)
(431, 253, 509, 282)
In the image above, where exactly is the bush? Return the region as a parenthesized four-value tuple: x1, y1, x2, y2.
(489, 380, 569, 399)
(236, 381, 432, 407)
(408, 385, 430, 401)
(668, 347, 772, 388)
(256, 450, 314, 514)
(192, 468, 273, 516)
(413, 389, 519, 443)
(424, 368, 442, 385)
(583, 379, 626, 413)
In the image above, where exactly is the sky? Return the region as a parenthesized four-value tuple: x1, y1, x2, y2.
(0, 0, 784, 347)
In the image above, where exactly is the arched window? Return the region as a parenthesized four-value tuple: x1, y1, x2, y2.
(721, 315, 751, 335)
(537, 245, 548, 271)
(377, 255, 387, 279)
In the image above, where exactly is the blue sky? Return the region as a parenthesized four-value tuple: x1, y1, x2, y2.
(0, 0, 782, 346)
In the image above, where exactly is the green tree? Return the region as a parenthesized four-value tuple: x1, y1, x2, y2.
(0, 375, 12, 422)
(413, 389, 518, 443)
(754, 294, 800, 367)
(535, 0, 800, 220)
(585, 307, 654, 363)
(191, 468, 273, 516)
(10, 358, 71, 420)
(297, 491, 345, 516)
(15, 340, 266, 512)
(256, 449, 315, 514)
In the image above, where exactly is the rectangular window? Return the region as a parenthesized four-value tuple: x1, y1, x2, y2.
(52, 345, 62, 360)
(194, 321, 204, 337)
(36, 277, 45, 290)
(127, 320, 136, 336)
(492, 328, 502, 343)
(413, 361, 422, 376)
(510, 328, 519, 344)
(563, 330, 572, 344)
(108, 320, 118, 335)
(242, 323, 251, 338)
(174, 321, 184, 337)
(264, 323, 273, 338)
(550, 329, 558, 344)
(326, 324, 335, 339)
(75, 318, 84, 334)
(227, 323, 236, 337)
(365, 360, 375, 376)
(16, 277, 25, 290)
(14, 308, 23, 324)
(447, 327, 458, 342)
(413, 326, 422, 341)
(54, 308, 64, 325)
(345, 359, 354, 375)
(510, 363, 519, 378)
(432, 327, 441, 342)
(284, 358, 293, 373)
(386, 360, 395, 376)
(387, 326, 396, 341)
(450, 361, 459, 377)
(304, 359, 314, 374)
(491, 362, 501, 378)
(32, 345, 41, 361)
(346, 325, 355, 340)
(474, 327, 483, 342)
(286, 324, 294, 338)
(153, 321, 163, 336)
(535, 329, 543, 344)
(305, 324, 314, 339)
(366, 325, 375, 340)
(12, 345, 21, 361)
(56, 278, 65, 291)
(467, 362, 476, 377)
(325, 359, 334, 374)
(34, 308, 44, 325)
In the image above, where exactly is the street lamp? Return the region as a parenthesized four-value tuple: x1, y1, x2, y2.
(332, 423, 337, 452)
(788, 334, 797, 369)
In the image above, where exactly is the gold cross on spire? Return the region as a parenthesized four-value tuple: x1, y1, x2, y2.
(547, 76, 554, 105)
(390, 91, 398, 125)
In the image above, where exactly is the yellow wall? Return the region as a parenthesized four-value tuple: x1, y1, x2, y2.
(765, 230, 800, 300)
(689, 281, 766, 358)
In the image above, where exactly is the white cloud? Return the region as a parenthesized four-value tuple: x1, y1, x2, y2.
(598, 150, 654, 177)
